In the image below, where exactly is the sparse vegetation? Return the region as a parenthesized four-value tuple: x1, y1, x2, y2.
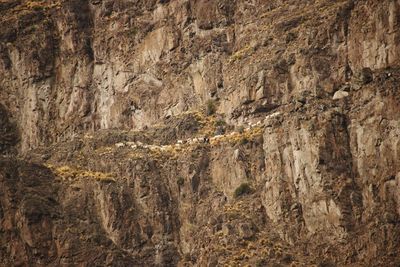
(209, 126, 263, 146)
(234, 183, 252, 198)
(215, 118, 226, 127)
(25, 0, 60, 11)
(52, 165, 115, 183)
(26, 0, 45, 9)
(205, 100, 217, 116)
(229, 44, 253, 62)
(128, 26, 138, 36)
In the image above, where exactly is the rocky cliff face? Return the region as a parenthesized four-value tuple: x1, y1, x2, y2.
(1, 0, 400, 266)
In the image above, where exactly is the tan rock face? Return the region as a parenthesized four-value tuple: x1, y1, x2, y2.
(1, 0, 400, 266)
(263, 107, 354, 240)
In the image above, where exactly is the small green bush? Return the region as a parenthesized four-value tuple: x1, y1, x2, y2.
(215, 119, 226, 127)
(205, 100, 217, 116)
(234, 183, 252, 198)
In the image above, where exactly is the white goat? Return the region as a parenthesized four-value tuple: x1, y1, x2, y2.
(115, 142, 125, 148)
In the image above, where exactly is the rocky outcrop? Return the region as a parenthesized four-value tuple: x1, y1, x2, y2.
(1, 0, 400, 266)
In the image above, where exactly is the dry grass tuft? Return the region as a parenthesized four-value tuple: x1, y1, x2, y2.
(51, 165, 115, 183)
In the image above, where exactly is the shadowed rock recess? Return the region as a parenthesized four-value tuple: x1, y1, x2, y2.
(1, 0, 400, 266)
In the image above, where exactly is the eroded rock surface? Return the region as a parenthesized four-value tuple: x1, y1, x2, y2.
(1, 0, 400, 266)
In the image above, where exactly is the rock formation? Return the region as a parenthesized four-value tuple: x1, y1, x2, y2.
(1, 0, 400, 266)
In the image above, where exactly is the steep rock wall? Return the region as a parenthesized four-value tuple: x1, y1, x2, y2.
(0, 0, 400, 266)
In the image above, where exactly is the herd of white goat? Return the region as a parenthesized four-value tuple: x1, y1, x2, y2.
(114, 112, 281, 151)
